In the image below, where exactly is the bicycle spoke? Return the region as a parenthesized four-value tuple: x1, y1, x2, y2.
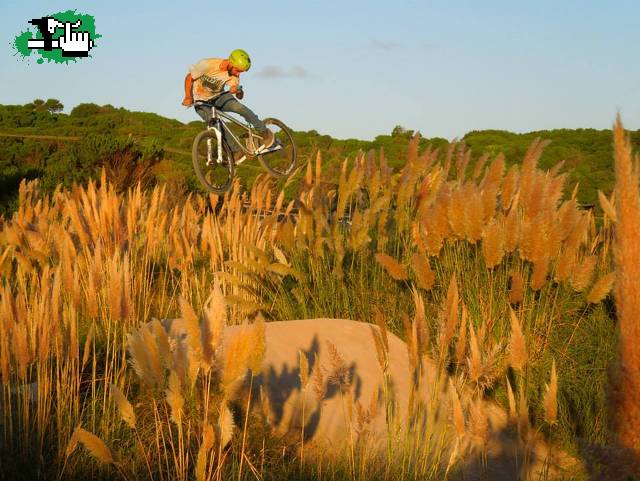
(258, 119, 296, 178)
(192, 130, 234, 193)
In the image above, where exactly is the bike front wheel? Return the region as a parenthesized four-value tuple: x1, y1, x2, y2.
(192, 130, 235, 194)
(257, 118, 297, 178)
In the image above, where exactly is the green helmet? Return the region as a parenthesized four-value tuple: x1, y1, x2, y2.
(228, 49, 251, 71)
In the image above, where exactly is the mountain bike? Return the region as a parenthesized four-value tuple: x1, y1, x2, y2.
(191, 100, 297, 193)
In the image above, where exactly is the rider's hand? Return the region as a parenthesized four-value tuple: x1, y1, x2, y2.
(235, 88, 244, 100)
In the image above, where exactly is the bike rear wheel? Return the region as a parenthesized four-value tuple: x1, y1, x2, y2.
(257, 118, 297, 178)
(192, 129, 235, 193)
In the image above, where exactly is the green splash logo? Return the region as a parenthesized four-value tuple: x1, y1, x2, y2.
(12, 10, 101, 64)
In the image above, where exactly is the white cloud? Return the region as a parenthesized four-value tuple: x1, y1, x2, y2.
(255, 65, 309, 78)
(370, 39, 402, 50)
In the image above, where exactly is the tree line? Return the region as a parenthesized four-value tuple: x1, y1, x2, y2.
(1, 99, 638, 217)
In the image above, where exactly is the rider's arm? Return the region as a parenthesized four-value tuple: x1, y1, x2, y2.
(182, 73, 194, 106)
(227, 76, 240, 94)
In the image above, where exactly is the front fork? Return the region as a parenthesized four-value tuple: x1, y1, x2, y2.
(206, 121, 224, 166)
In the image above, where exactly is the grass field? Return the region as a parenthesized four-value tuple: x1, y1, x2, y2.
(0, 117, 638, 480)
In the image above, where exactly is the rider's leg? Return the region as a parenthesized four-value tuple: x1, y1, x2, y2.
(214, 93, 267, 132)
(213, 94, 273, 148)
(221, 94, 275, 147)
(194, 104, 211, 124)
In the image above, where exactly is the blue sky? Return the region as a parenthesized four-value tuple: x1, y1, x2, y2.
(1, 0, 639, 140)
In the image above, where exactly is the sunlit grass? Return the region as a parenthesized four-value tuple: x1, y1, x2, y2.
(0, 122, 632, 479)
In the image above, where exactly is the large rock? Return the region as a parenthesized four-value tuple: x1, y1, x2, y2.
(159, 317, 577, 479)
(227, 318, 435, 451)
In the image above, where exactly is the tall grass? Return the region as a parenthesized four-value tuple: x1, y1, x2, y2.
(610, 116, 640, 455)
(0, 128, 621, 479)
(257, 136, 616, 452)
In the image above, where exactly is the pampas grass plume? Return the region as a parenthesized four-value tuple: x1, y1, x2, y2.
(312, 353, 326, 402)
(222, 323, 256, 397)
(81, 324, 94, 371)
(508, 307, 527, 371)
(371, 307, 390, 369)
(598, 190, 617, 223)
(127, 329, 153, 386)
(501, 165, 520, 211)
(449, 379, 465, 437)
(611, 115, 640, 452)
(412, 288, 429, 355)
(196, 423, 215, 481)
(411, 253, 435, 290)
(469, 397, 488, 446)
(247, 314, 266, 373)
(299, 349, 310, 387)
(504, 206, 521, 253)
(165, 370, 184, 425)
(570, 255, 597, 292)
(455, 307, 468, 365)
(555, 247, 577, 283)
(179, 296, 203, 366)
(65, 426, 80, 458)
(531, 257, 550, 291)
(587, 272, 615, 304)
(75, 427, 115, 464)
(375, 252, 408, 281)
(110, 384, 136, 429)
(326, 341, 350, 392)
(202, 282, 226, 368)
(482, 217, 505, 269)
(509, 271, 524, 305)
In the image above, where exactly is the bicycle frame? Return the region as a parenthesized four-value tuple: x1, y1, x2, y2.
(200, 103, 269, 166)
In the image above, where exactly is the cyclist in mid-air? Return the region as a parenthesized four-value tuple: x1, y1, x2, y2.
(182, 49, 274, 155)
